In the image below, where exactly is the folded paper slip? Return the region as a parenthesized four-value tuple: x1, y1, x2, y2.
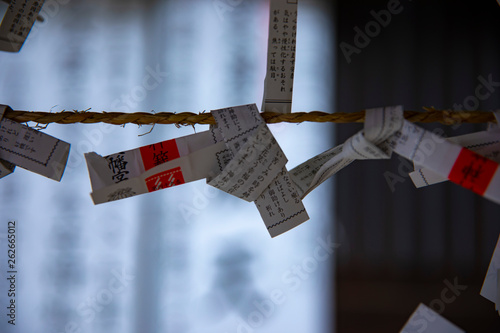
(389, 119, 500, 204)
(85, 128, 227, 204)
(289, 105, 500, 205)
(290, 105, 402, 198)
(209, 104, 309, 237)
(0, 0, 45, 52)
(0, 105, 70, 181)
(410, 128, 500, 188)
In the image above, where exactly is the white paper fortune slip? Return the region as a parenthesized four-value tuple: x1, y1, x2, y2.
(0, 104, 69, 181)
(85, 128, 227, 204)
(85, 103, 308, 237)
(210, 104, 308, 237)
(387, 117, 500, 205)
(290, 106, 403, 198)
(261, 0, 298, 114)
(480, 234, 500, 310)
(410, 128, 500, 188)
(399, 304, 465, 333)
(0, 0, 45, 52)
(289, 105, 500, 205)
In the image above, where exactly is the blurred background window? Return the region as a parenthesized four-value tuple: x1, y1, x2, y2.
(0, 1, 335, 333)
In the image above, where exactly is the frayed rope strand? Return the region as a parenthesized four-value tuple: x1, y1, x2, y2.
(3, 108, 497, 126)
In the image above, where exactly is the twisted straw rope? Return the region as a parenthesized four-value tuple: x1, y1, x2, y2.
(3, 107, 497, 126)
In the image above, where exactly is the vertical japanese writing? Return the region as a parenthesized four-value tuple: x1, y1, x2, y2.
(262, 0, 298, 113)
(0, 0, 44, 52)
(107, 153, 129, 183)
(269, 7, 297, 93)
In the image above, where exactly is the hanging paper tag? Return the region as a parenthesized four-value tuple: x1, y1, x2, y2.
(410, 130, 500, 188)
(86, 128, 228, 204)
(261, 0, 298, 114)
(387, 119, 500, 205)
(210, 104, 309, 237)
(0, 105, 70, 181)
(480, 234, 500, 305)
(289, 106, 403, 198)
(0, 0, 45, 52)
(400, 304, 465, 333)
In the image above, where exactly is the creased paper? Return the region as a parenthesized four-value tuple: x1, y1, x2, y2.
(290, 106, 403, 198)
(410, 129, 500, 188)
(400, 304, 465, 333)
(289, 105, 500, 205)
(261, 0, 298, 114)
(0, 0, 45, 52)
(388, 119, 500, 205)
(210, 104, 308, 237)
(0, 105, 70, 181)
(481, 234, 500, 305)
(85, 128, 226, 204)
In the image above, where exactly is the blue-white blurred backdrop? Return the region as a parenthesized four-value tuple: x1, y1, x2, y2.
(0, 0, 335, 332)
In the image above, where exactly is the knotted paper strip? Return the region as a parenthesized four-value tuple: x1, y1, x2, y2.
(209, 104, 309, 237)
(0, 0, 45, 52)
(290, 105, 403, 198)
(289, 105, 500, 205)
(261, 0, 298, 114)
(0, 105, 70, 181)
(400, 304, 465, 333)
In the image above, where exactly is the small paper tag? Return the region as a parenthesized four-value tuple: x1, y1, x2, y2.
(410, 129, 500, 188)
(289, 106, 403, 198)
(400, 304, 465, 333)
(387, 118, 500, 205)
(86, 129, 227, 204)
(210, 104, 309, 237)
(261, 0, 298, 114)
(0, 105, 70, 181)
(0, 0, 45, 52)
(207, 124, 286, 202)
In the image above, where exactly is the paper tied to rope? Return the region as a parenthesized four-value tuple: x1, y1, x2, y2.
(289, 106, 403, 198)
(85, 103, 307, 237)
(480, 234, 500, 315)
(261, 0, 298, 114)
(411, 110, 500, 189)
(0, 0, 45, 52)
(0, 104, 70, 181)
(85, 128, 227, 204)
(209, 104, 309, 237)
(399, 304, 465, 333)
(289, 105, 500, 205)
(388, 116, 500, 205)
